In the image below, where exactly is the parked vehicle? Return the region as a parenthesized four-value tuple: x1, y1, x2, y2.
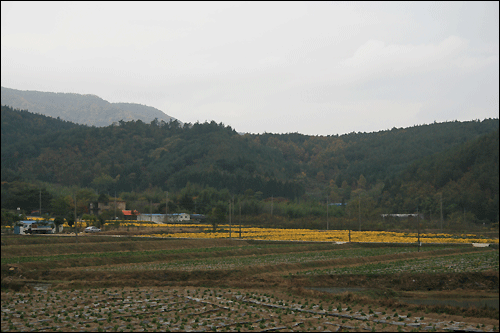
(14, 221, 58, 234)
(84, 226, 101, 233)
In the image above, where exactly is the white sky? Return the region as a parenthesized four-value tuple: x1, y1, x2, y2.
(1, 1, 498, 135)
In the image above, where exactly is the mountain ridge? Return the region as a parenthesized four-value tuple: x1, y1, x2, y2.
(1, 86, 180, 127)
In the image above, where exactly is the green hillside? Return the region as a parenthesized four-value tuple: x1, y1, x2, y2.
(382, 130, 499, 222)
(1, 105, 498, 225)
(1, 106, 303, 199)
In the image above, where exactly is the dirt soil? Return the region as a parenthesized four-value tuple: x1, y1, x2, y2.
(2, 285, 498, 332)
(2, 235, 498, 331)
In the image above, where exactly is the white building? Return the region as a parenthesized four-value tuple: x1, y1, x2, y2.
(137, 214, 166, 223)
(381, 214, 424, 219)
(167, 213, 191, 222)
(136, 213, 191, 223)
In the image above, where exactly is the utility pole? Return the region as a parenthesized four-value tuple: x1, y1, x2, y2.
(39, 189, 42, 217)
(271, 195, 274, 228)
(74, 192, 78, 244)
(228, 200, 232, 238)
(417, 205, 420, 252)
(358, 194, 361, 231)
(326, 194, 329, 230)
(166, 191, 168, 222)
(239, 201, 242, 239)
(150, 200, 152, 222)
(440, 193, 443, 231)
(114, 191, 117, 221)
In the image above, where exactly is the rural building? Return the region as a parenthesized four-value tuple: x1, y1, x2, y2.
(89, 201, 126, 215)
(381, 214, 424, 219)
(122, 210, 139, 220)
(137, 213, 167, 223)
(190, 214, 206, 221)
(135, 213, 192, 223)
(167, 213, 191, 222)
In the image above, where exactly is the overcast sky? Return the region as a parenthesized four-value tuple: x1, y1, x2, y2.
(1, 2, 498, 135)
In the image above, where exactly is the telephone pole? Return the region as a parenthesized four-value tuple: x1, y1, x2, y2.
(326, 194, 329, 230)
(358, 194, 361, 231)
(228, 200, 232, 238)
(74, 192, 78, 244)
(440, 193, 443, 231)
(271, 195, 274, 228)
(417, 205, 420, 252)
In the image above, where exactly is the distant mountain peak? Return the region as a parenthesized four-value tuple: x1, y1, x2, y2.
(1, 86, 181, 127)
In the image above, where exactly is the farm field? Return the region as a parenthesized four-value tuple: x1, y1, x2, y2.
(1, 231, 499, 332)
(101, 223, 499, 244)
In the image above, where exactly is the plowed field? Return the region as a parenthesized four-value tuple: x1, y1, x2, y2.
(1, 234, 498, 332)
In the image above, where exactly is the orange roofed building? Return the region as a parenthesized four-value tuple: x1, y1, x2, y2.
(122, 210, 139, 220)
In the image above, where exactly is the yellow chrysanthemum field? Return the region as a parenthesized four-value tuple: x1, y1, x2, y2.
(32, 221, 498, 244)
(89, 222, 498, 244)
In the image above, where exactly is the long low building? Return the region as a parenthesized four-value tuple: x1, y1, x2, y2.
(137, 214, 167, 223)
(381, 214, 424, 219)
(137, 213, 191, 223)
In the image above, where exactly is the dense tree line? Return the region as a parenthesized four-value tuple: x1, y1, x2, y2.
(381, 130, 499, 223)
(1, 105, 498, 227)
(1, 105, 304, 199)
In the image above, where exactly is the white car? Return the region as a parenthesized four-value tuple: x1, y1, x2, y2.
(84, 226, 101, 233)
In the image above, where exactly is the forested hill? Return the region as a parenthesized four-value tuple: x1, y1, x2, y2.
(381, 129, 499, 222)
(259, 120, 499, 192)
(1, 105, 498, 213)
(1, 105, 303, 199)
(0, 87, 179, 127)
(1, 106, 84, 147)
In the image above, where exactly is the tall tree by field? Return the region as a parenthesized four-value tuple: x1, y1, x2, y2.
(208, 203, 226, 232)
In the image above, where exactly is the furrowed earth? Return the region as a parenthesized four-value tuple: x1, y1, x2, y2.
(1, 231, 498, 332)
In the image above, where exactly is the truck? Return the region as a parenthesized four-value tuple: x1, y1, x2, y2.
(14, 220, 59, 234)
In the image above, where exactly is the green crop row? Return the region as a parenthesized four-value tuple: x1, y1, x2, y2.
(1, 242, 324, 265)
(295, 250, 499, 276)
(92, 246, 455, 272)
